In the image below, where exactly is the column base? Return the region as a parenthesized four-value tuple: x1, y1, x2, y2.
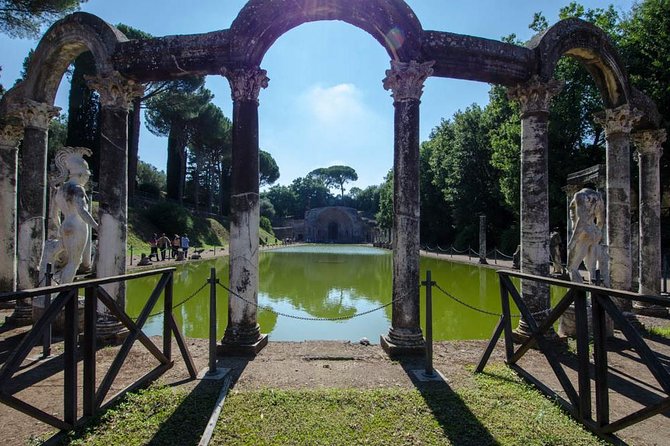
(479, 258, 488, 265)
(96, 316, 129, 345)
(380, 327, 425, 357)
(6, 301, 33, 326)
(632, 303, 669, 318)
(219, 323, 268, 356)
(218, 334, 268, 356)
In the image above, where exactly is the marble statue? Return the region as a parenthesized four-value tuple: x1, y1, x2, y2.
(39, 147, 98, 284)
(566, 188, 609, 286)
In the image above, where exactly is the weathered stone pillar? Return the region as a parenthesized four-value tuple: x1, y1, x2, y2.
(479, 214, 487, 264)
(633, 129, 667, 315)
(595, 105, 642, 308)
(508, 76, 562, 337)
(380, 60, 433, 355)
(87, 72, 143, 338)
(0, 119, 23, 300)
(220, 66, 269, 355)
(10, 101, 59, 325)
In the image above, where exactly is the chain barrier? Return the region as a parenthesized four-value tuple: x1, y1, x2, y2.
(141, 281, 209, 319)
(432, 282, 550, 320)
(217, 282, 399, 322)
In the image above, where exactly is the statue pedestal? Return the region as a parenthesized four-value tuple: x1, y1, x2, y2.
(96, 316, 129, 345)
(6, 299, 34, 326)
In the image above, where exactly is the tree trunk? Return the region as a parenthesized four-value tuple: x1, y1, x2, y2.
(166, 123, 187, 203)
(127, 96, 142, 198)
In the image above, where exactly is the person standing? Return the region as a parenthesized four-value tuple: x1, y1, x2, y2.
(172, 234, 181, 259)
(181, 233, 190, 259)
(149, 233, 159, 261)
(158, 233, 171, 261)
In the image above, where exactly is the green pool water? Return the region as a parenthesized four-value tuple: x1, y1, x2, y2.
(126, 245, 526, 342)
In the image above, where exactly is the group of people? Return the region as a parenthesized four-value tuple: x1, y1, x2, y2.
(148, 233, 190, 262)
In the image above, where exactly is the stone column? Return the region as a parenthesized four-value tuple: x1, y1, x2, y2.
(380, 60, 434, 355)
(479, 214, 487, 264)
(633, 129, 667, 316)
(508, 76, 562, 337)
(594, 105, 642, 309)
(220, 66, 269, 355)
(86, 72, 143, 339)
(0, 119, 23, 301)
(10, 101, 59, 325)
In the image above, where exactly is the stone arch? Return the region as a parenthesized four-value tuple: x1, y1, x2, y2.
(529, 17, 629, 108)
(22, 12, 127, 104)
(228, 0, 424, 66)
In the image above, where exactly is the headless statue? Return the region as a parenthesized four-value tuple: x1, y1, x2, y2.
(566, 188, 609, 286)
(40, 147, 98, 285)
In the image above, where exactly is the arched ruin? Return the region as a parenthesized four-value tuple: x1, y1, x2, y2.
(0, 0, 664, 354)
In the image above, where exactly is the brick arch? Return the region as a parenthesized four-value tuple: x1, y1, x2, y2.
(529, 17, 630, 108)
(228, 0, 424, 66)
(22, 12, 127, 104)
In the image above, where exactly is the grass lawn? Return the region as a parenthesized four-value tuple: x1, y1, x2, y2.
(648, 325, 670, 338)
(47, 366, 604, 446)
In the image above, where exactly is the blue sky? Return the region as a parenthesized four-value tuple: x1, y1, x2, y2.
(0, 0, 634, 191)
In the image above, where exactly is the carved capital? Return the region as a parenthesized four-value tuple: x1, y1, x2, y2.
(593, 104, 643, 136)
(508, 76, 563, 116)
(221, 67, 269, 104)
(85, 71, 144, 111)
(20, 99, 60, 130)
(633, 129, 665, 158)
(383, 60, 434, 102)
(0, 122, 24, 150)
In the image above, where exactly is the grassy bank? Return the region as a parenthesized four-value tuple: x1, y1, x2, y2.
(47, 366, 603, 446)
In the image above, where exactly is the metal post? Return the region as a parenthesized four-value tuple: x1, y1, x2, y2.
(422, 270, 435, 376)
(208, 267, 217, 375)
(213, 247, 216, 256)
(663, 254, 668, 294)
(468, 247, 472, 261)
(130, 246, 133, 265)
(495, 249, 498, 265)
(41, 263, 53, 358)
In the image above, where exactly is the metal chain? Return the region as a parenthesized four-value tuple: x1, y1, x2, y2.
(433, 282, 514, 317)
(432, 282, 549, 320)
(144, 281, 209, 319)
(217, 282, 399, 322)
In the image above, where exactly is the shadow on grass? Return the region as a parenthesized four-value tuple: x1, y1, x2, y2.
(398, 357, 498, 446)
(145, 356, 250, 446)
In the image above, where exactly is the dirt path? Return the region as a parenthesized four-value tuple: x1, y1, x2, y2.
(1, 325, 669, 445)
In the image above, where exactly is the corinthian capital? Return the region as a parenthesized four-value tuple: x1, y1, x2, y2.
(221, 66, 269, 104)
(383, 60, 434, 102)
(20, 99, 60, 130)
(633, 129, 666, 158)
(85, 71, 144, 111)
(508, 76, 563, 116)
(0, 122, 24, 150)
(593, 104, 643, 136)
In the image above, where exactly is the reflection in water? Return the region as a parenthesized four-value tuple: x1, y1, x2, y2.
(127, 245, 521, 342)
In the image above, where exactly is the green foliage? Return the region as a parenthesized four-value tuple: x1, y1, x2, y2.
(66, 51, 100, 181)
(144, 202, 193, 237)
(309, 165, 358, 197)
(136, 160, 166, 197)
(260, 150, 280, 186)
(47, 113, 67, 158)
(376, 170, 393, 229)
(0, 0, 85, 38)
(259, 196, 275, 219)
(350, 184, 380, 215)
(263, 185, 297, 218)
(260, 216, 274, 236)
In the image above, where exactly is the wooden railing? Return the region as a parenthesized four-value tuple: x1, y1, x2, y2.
(476, 270, 670, 440)
(0, 267, 197, 431)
